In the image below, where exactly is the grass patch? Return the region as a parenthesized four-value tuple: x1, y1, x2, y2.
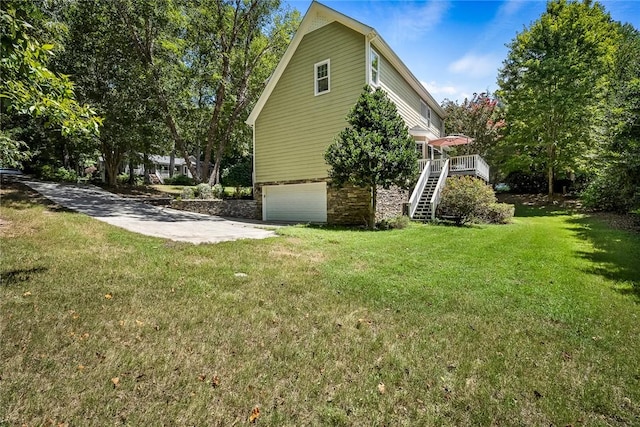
(150, 184, 186, 195)
(1, 184, 639, 425)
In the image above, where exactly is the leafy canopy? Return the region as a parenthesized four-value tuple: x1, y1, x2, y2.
(0, 1, 101, 167)
(497, 0, 618, 196)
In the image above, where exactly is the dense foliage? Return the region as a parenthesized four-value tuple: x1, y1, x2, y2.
(325, 86, 418, 228)
(582, 24, 640, 212)
(1, 0, 298, 186)
(441, 92, 505, 181)
(0, 1, 101, 168)
(437, 176, 514, 225)
(113, 0, 299, 184)
(498, 0, 619, 197)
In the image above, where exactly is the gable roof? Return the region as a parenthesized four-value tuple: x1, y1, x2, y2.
(246, 1, 445, 126)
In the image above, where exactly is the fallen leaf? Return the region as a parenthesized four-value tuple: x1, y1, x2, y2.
(78, 365, 85, 370)
(135, 320, 144, 327)
(104, 293, 112, 299)
(248, 406, 260, 423)
(377, 382, 386, 394)
(198, 374, 206, 382)
(23, 291, 32, 297)
(211, 375, 220, 388)
(111, 377, 120, 388)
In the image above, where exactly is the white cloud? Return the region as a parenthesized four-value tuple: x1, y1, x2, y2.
(421, 81, 457, 96)
(387, 1, 450, 42)
(448, 53, 502, 78)
(420, 81, 471, 103)
(497, 0, 527, 18)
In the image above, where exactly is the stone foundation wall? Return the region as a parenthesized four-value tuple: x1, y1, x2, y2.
(327, 183, 371, 226)
(171, 199, 259, 219)
(253, 180, 407, 226)
(376, 185, 409, 222)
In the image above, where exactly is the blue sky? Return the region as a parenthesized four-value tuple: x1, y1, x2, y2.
(284, 0, 640, 103)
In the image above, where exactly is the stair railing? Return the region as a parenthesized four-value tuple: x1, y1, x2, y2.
(409, 160, 431, 219)
(429, 159, 450, 221)
(476, 155, 490, 181)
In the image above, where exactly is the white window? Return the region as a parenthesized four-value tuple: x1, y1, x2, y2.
(314, 59, 330, 95)
(420, 100, 431, 126)
(370, 49, 380, 85)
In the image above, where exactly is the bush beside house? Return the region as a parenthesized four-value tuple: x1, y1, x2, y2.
(438, 176, 514, 225)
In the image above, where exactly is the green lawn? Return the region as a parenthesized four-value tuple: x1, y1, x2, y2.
(1, 183, 639, 426)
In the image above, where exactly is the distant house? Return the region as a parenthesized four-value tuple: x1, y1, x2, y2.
(247, 1, 488, 224)
(119, 155, 199, 184)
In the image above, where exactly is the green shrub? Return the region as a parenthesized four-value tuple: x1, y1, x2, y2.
(483, 203, 515, 224)
(39, 165, 78, 183)
(180, 187, 196, 200)
(230, 187, 252, 199)
(212, 183, 224, 199)
(582, 169, 640, 213)
(164, 174, 195, 186)
(437, 176, 497, 224)
(195, 183, 213, 199)
(377, 215, 410, 230)
(221, 158, 252, 188)
(436, 177, 513, 225)
(116, 173, 143, 186)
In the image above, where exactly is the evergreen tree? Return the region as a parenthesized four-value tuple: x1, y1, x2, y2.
(325, 86, 418, 228)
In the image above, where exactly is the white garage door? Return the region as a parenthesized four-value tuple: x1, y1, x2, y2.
(263, 182, 327, 223)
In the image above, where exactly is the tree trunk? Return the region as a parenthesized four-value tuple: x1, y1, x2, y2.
(105, 158, 118, 187)
(208, 144, 225, 185)
(143, 153, 150, 184)
(169, 148, 175, 178)
(547, 144, 555, 197)
(128, 156, 135, 185)
(370, 185, 377, 230)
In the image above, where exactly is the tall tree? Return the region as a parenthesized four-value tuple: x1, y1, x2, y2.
(325, 86, 418, 229)
(114, 0, 299, 184)
(497, 0, 618, 196)
(0, 1, 100, 168)
(57, 0, 167, 186)
(441, 92, 505, 181)
(582, 24, 640, 211)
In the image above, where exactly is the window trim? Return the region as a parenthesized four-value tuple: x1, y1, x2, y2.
(420, 99, 431, 126)
(370, 49, 380, 86)
(314, 59, 330, 96)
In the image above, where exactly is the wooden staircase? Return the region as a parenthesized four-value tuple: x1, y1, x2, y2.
(409, 155, 490, 222)
(412, 175, 439, 221)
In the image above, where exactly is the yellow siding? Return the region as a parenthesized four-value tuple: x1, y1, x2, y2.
(255, 22, 366, 183)
(378, 54, 443, 139)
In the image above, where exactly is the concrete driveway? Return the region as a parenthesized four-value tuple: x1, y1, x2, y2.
(21, 180, 277, 244)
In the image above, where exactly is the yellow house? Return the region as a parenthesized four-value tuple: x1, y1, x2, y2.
(247, 1, 487, 224)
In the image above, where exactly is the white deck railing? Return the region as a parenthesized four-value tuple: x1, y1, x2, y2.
(430, 159, 450, 221)
(448, 155, 490, 181)
(409, 160, 431, 218)
(418, 159, 429, 173)
(430, 159, 445, 176)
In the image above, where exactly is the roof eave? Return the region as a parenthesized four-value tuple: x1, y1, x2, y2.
(246, 1, 444, 125)
(246, 1, 373, 126)
(370, 35, 445, 117)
